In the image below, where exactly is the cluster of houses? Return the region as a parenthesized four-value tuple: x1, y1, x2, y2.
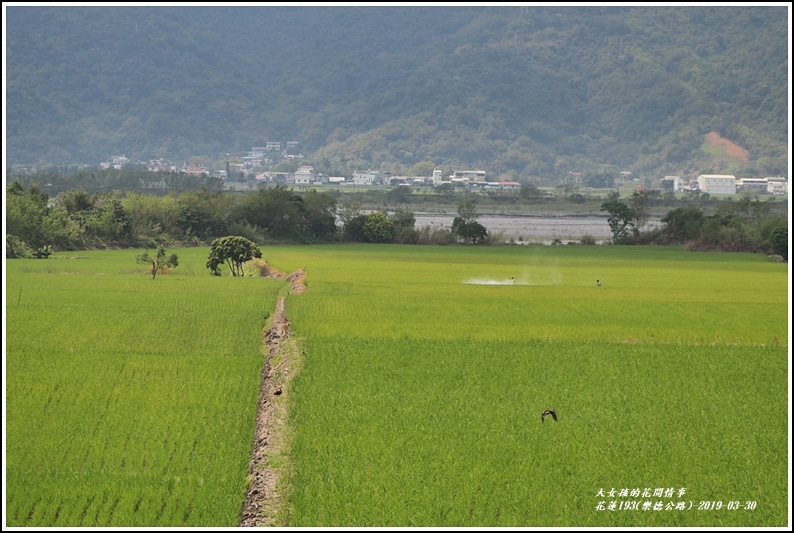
(255, 166, 520, 189)
(96, 151, 787, 196)
(99, 145, 522, 190)
(100, 141, 305, 179)
(101, 155, 214, 177)
(661, 174, 788, 196)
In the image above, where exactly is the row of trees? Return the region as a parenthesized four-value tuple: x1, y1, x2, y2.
(6, 181, 787, 260)
(5, 182, 496, 257)
(600, 190, 787, 259)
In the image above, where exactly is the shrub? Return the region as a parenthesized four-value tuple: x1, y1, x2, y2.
(6, 235, 32, 258)
(362, 212, 396, 243)
(769, 227, 787, 261)
(416, 226, 456, 245)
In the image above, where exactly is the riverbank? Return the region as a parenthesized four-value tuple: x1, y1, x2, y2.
(411, 212, 663, 244)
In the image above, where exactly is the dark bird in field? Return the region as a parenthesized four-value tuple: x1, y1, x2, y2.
(274, 388, 283, 396)
(541, 409, 557, 423)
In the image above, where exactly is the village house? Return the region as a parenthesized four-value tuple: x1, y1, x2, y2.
(660, 176, 685, 192)
(147, 159, 179, 173)
(432, 169, 445, 186)
(737, 178, 770, 194)
(450, 170, 487, 182)
(183, 165, 209, 177)
(353, 169, 381, 185)
(294, 165, 315, 185)
(100, 155, 129, 170)
(765, 177, 788, 195)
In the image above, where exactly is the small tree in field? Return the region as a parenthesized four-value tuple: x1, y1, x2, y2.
(136, 245, 179, 279)
(206, 235, 262, 276)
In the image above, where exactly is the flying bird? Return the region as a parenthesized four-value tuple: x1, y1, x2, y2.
(541, 409, 557, 423)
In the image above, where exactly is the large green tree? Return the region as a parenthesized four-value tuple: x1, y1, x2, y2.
(660, 204, 705, 242)
(600, 199, 632, 243)
(5, 182, 49, 248)
(235, 186, 303, 239)
(451, 200, 488, 244)
(628, 190, 652, 237)
(206, 235, 262, 276)
(299, 189, 338, 240)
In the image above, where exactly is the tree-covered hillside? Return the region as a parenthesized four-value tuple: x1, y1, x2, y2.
(5, 6, 789, 177)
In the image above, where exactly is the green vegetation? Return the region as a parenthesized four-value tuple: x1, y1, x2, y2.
(5, 249, 285, 526)
(5, 7, 788, 176)
(136, 245, 179, 279)
(4, 244, 788, 526)
(7, 180, 787, 255)
(599, 191, 788, 254)
(269, 244, 787, 526)
(451, 200, 489, 244)
(206, 235, 262, 276)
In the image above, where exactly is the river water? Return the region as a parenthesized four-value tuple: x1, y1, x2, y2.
(412, 213, 663, 244)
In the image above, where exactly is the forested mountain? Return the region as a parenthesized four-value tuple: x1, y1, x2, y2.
(5, 5, 789, 178)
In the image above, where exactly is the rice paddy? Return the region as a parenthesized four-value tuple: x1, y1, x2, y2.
(5, 248, 284, 526)
(268, 244, 789, 526)
(4, 244, 790, 526)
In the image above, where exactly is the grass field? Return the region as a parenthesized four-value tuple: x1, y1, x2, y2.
(4, 244, 790, 527)
(5, 248, 285, 526)
(263, 244, 789, 526)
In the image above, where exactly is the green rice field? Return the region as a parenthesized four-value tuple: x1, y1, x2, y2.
(4, 244, 790, 526)
(264, 244, 789, 527)
(5, 248, 284, 526)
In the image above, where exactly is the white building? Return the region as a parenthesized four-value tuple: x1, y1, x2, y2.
(100, 155, 129, 170)
(766, 177, 788, 195)
(697, 174, 736, 195)
(294, 165, 315, 185)
(432, 169, 444, 186)
(353, 170, 381, 185)
(450, 170, 487, 182)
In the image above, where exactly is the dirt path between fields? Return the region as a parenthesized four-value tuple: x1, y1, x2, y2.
(240, 266, 306, 527)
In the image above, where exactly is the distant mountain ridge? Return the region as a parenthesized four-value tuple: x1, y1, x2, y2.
(5, 5, 789, 177)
